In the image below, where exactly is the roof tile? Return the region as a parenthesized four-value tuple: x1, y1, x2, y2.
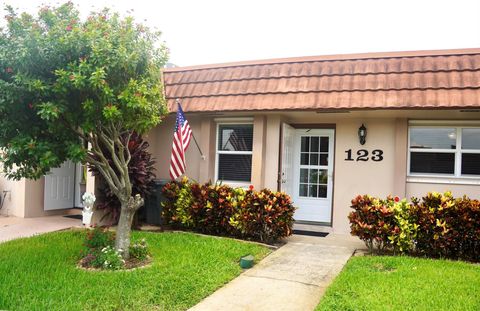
(163, 49, 480, 112)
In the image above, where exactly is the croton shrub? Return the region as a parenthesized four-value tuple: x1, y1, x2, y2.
(162, 178, 296, 243)
(349, 191, 480, 262)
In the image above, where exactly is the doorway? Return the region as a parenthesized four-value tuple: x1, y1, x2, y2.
(281, 125, 334, 224)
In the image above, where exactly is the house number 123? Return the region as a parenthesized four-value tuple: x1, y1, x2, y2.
(344, 149, 384, 162)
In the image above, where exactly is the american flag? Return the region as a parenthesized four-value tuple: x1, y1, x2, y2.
(169, 102, 192, 179)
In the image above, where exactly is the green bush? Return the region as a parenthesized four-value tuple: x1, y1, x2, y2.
(413, 192, 480, 261)
(83, 226, 115, 250)
(80, 227, 150, 269)
(162, 178, 296, 243)
(349, 192, 480, 262)
(129, 238, 150, 261)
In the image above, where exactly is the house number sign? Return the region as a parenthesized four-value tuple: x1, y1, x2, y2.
(344, 149, 384, 162)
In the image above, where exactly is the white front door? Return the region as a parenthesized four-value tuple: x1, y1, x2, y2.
(292, 129, 334, 223)
(44, 161, 76, 210)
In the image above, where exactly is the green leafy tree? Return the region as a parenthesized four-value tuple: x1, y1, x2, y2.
(0, 3, 168, 258)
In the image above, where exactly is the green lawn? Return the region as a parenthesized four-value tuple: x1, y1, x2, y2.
(0, 230, 270, 311)
(316, 255, 480, 311)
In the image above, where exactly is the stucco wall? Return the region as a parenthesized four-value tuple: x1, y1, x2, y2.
(406, 182, 480, 200)
(147, 115, 203, 181)
(0, 176, 26, 217)
(0, 174, 79, 218)
(143, 109, 480, 234)
(23, 178, 75, 218)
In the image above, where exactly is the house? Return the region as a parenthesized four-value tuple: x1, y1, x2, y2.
(1, 48, 479, 234)
(148, 48, 480, 233)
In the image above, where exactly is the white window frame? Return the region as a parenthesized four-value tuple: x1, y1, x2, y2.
(407, 124, 480, 181)
(215, 120, 253, 187)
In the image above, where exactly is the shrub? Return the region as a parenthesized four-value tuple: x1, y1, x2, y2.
(349, 192, 480, 262)
(349, 195, 417, 253)
(79, 227, 151, 269)
(162, 178, 296, 243)
(83, 226, 115, 250)
(129, 238, 150, 261)
(97, 246, 125, 270)
(88, 133, 156, 225)
(413, 192, 480, 261)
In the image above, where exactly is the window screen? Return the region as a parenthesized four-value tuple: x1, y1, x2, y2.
(217, 124, 253, 182)
(410, 152, 455, 174)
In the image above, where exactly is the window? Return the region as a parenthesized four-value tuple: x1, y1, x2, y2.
(298, 136, 329, 198)
(216, 124, 253, 183)
(409, 126, 480, 177)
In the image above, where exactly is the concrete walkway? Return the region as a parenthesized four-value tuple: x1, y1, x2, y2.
(0, 215, 82, 243)
(190, 233, 364, 311)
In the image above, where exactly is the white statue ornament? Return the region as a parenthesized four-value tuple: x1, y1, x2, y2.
(82, 192, 96, 227)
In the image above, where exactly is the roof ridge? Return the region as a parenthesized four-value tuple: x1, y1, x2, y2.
(164, 48, 480, 73)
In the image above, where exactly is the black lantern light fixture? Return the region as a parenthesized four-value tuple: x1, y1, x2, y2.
(358, 124, 367, 145)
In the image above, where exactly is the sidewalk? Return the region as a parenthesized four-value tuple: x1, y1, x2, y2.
(190, 233, 364, 311)
(0, 215, 82, 243)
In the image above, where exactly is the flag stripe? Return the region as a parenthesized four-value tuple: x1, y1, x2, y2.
(169, 103, 193, 180)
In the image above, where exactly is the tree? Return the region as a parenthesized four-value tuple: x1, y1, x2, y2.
(0, 3, 168, 258)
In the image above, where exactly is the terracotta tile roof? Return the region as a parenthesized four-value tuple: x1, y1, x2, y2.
(163, 48, 480, 112)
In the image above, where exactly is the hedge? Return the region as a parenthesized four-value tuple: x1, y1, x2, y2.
(162, 178, 296, 243)
(349, 191, 480, 262)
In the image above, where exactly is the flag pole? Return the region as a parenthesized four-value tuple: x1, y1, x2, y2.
(191, 132, 205, 160)
(176, 99, 205, 160)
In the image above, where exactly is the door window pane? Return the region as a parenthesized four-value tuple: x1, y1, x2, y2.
(462, 153, 480, 175)
(320, 154, 328, 166)
(462, 129, 480, 150)
(301, 137, 310, 152)
(410, 128, 456, 149)
(309, 153, 319, 166)
(311, 137, 319, 152)
(300, 153, 309, 165)
(299, 184, 308, 197)
(318, 185, 327, 198)
(309, 169, 319, 184)
(309, 184, 318, 197)
(318, 170, 328, 184)
(320, 137, 329, 152)
(410, 152, 455, 174)
(300, 169, 308, 183)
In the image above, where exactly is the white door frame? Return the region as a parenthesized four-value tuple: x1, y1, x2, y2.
(291, 128, 335, 224)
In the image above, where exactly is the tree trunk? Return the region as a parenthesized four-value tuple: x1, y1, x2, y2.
(115, 194, 144, 259)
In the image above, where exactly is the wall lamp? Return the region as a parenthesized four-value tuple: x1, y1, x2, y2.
(358, 124, 367, 145)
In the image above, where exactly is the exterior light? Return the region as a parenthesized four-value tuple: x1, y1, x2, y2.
(358, 124, 367, 145)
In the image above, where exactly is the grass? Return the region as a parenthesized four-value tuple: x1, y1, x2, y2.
(316, 255, 480, 311)
(0, 230, 270, 311)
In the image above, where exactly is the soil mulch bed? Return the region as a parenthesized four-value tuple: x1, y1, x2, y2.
(78, 256, 152, 272)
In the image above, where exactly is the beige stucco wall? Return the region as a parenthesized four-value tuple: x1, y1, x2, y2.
(147, 115, 204, 182)
(0, 176, 26, 217)
(406, 182, 480, 200)
(0, 174, 78, 218)
(23, 178, 75, 218)
(130, 109, 480, 233)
